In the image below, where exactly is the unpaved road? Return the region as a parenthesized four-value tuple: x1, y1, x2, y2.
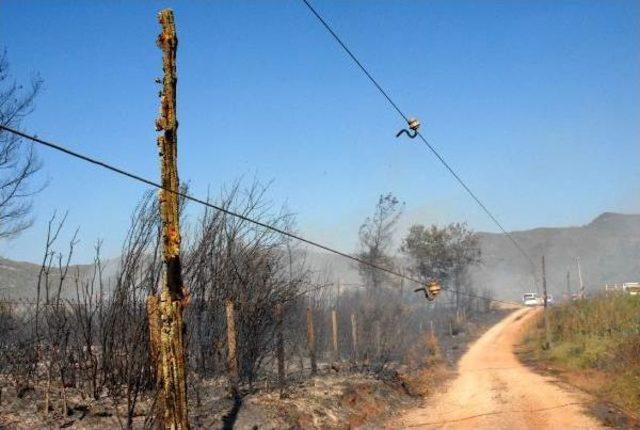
(397, 307, 603, 430)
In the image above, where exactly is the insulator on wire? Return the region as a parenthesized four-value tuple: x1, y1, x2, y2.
(414, 280, 442, 301)
(396, 117, 421, 139)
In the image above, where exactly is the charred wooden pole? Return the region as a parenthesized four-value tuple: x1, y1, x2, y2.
(153, 9, 189, 429)
(306, 306, 317, 375)
(226, 299, 239, 396)
(275, 303, 285, 397)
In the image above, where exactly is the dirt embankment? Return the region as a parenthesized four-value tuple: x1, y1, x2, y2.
(395, 308, 606, 429)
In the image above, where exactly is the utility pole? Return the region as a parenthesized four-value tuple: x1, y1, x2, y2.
(576, 257, 585, 298)
(566, 270, 572, 300)
(152, 9, 189, 429)
(542, 256, 551, 350)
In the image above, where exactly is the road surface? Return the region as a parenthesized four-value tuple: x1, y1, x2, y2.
(397, 307, 603, 429)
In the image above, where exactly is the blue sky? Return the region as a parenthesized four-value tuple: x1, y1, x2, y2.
(1, 0, 638, 263)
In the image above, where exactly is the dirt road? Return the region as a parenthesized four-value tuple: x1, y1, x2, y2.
(397, 307, 603, 430)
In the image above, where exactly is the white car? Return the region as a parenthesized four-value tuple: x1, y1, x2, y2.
(522, 293, 540, 306)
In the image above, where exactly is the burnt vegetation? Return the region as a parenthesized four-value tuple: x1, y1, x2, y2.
(0, 185, 495, 428)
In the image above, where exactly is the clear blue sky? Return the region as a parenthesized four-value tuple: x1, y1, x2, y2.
(1, 0, 638, 263)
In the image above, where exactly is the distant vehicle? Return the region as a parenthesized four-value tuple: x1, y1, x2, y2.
(546, 295, 554, 305)
(522, 293, 540, 306)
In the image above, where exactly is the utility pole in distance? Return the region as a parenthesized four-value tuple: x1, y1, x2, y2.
(152, 9, 189, 429)
(566, 270, 572, 300)
(576, 257, 585, 298)
(542, 256, 551, 350)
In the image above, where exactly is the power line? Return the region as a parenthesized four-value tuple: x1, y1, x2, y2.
(1, 124, 521, 307)
(299, 0, 409, 123)
(299, 0, 537, 274)
(415, 132, 536, 271)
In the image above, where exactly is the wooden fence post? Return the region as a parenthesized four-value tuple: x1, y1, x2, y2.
(306, 307, 317, 375)
(275, 303, 285, 397)
(153, 9, 189, 429)
(374, 320, 381, 358)
(351, 313, 358, 366)
(331, 309, 339, 363)
(226, 299, 239, 396)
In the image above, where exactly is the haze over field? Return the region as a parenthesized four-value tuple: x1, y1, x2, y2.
(2, 212, 638, 301)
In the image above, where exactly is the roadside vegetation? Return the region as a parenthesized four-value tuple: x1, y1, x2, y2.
(520, 294, 640, 418)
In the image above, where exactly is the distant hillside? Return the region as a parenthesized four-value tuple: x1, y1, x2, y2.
(0, 257, 43, 299)
(0, 257, 116, 300)
(471, 213, 640, 300)
(1, 213, 638, 301)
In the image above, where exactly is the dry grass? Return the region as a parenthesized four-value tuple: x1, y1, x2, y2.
(520, 294, 640, 417)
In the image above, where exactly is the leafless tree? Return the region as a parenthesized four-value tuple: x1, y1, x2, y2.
(183, 179, 310, 387)
(0, 50, 44, 239)
(356, 193, 403, 294)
